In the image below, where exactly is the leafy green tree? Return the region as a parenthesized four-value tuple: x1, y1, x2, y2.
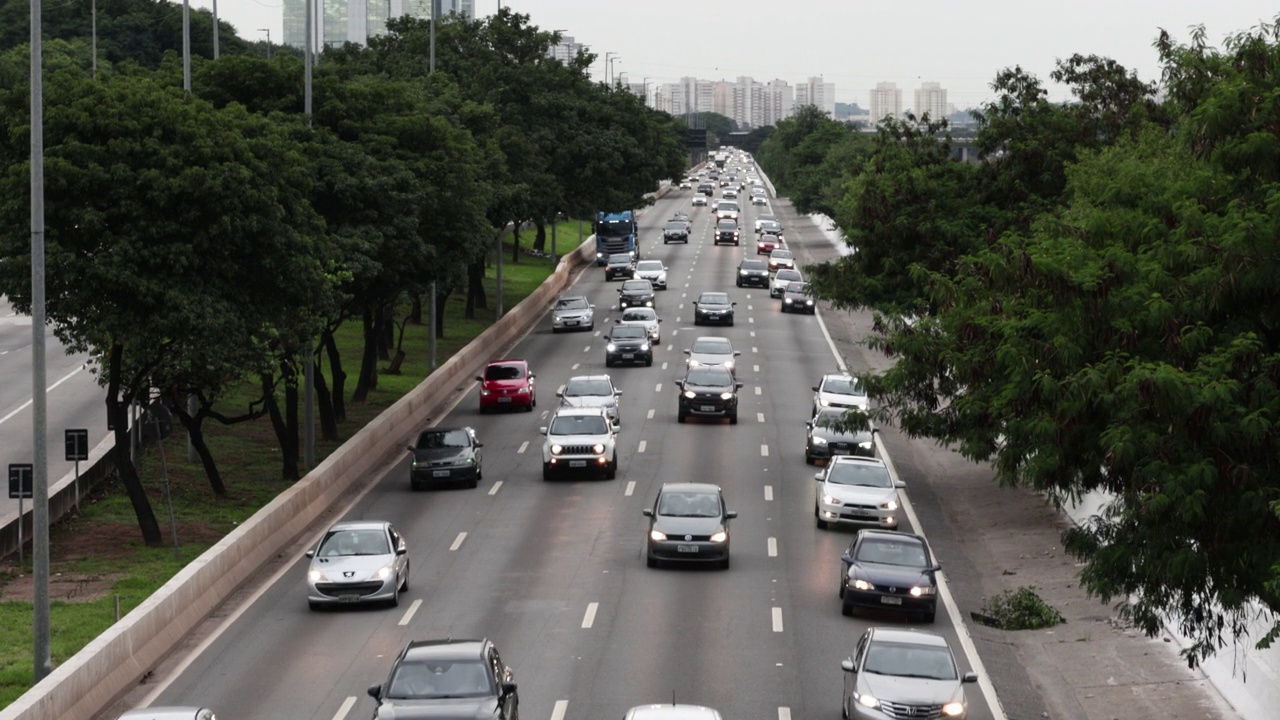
(756, 105, 864, 214)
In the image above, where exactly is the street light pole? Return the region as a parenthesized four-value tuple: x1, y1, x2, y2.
(212, 0, 219, 59)
(604, 51, 615, 85)
(91, 0, 96, 78)
(302, 0, 315, 471)
(182, 0, 190, 91)
(609, 57, 621, 86)
(260, 29, 272, 59)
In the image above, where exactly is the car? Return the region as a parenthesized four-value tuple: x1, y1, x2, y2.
(781, 281, 815, 313)
(605, 252, 636, 281)
(643, 483, 737, 568)
(624, 705, 725, 720)
(768, 248, 796, 272)
(679, 179, 692, 189)
(756, 233, 781, 255)
(407, 426, 483, 489)
(540, 407, 618, 480)
(813, 373, 869, 414)
(674, 367, 742, 424)
(756, 219, 782, 236)
(713, 219, 740, 246)
(805, 408, 875, 464)
(751, 193, 767, 205)
(754, 213, 779, 233)
(697, 183, 714, 196)
(692, 292, 735, 326)
(551, 294, 595, 333)
(558, 375, 622, 428)
(735, 259, 769, 288)
(476, 359, 535, 413)
(117, 709, 217, 720)
(305, 520, 409, 609)
(691, 195, 708, 207)
(368, 638, 518, 720)
(662, 221, 690, 244)
(618, 306, 662, 343)
(604, 324, 653, 366)
(634, 260, 668, 290)
(814, 456, 904, 530)
(839, 530, 941, 621)
(770, 268, 803, 298)
(618, 278, 656, 310)
(684, 335, 740, 373)
(723, 188, 738, 200)
(714, 200, 741, 222)
(840, 628, 976, 719)
(671, 211, 691, 222)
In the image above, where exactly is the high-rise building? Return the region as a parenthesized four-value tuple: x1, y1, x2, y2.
(282, 0, 474, 49)
(870, 82, 903, 122)
(616, 74, 648, 105)
(794, 76, 835, 117)
(762, 79, 793, 126)
(914, 82, 947, 122)
(549, 35, 585, 64)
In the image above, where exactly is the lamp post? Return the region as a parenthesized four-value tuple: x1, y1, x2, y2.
(212, 0, 219, 58)
(260, 28, 272, 59)
(643, 76, 651, 107)
(604, 51, 615, 85)
(181, 0, 190, 91)
(609, 57, 621, 86)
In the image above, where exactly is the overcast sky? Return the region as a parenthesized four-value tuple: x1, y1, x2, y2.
(203, 0, 1276, 108)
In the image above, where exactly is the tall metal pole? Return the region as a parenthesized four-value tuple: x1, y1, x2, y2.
(91, 0, 96, 78)
(30, 0, 51, 684)
(550, 213, 557, 265)
(303, 0, 316, 471)
(495, 232, 504, 319)
(428, 283, 437, 371)
(212, 0, 219, 59)
(182, 0, 190, 92)
(429, 0, 435, 74)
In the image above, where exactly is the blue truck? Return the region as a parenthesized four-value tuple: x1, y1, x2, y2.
(594, 210, 639, 265)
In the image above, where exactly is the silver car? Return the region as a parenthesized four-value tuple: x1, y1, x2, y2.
(770, 268, 803, 298)
(684, 336, 740, 374)
(815, 456, 904, 531)
(618, 307, 662, 343)
(625, 705, 724, 720)
(841, 628, 977, 720)
(118, 710, 216, 720)
(551, 294, 595, 333)
(634, 260, 668, 290)
(558, 375, 622, 428)
(305, 520, 409, 610)
(813, 373, 870, 414)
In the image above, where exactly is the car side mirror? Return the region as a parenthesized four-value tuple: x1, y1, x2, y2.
(475, 442, 484, 448)
(814, 472, 825, 481)
(841, 659, 855, 673)
(475, 376, 484, 383)
(962, 672, 978, 684)
(501, 682, 518, 696)
(395, 544, 407, 556)
(539, 427, 548, 435)
(368, 684, 383, 700)
(406, 444, 415, 453)
(691, 301, 699, 306)
(603, 336, 611, 341)
(735, 383, 744, 389)
(805, 422, 813, 428)
(305, 549, 315, 558)
(683, 349, 691, 355)
(928, 563, 943, 573)
(811, 386, 820, 392)
(642, 508, 653, 517)
(732, 302, 738, 306)
(529, 373, 535, 379)
(556, 391, 564, 398)
(841, 552, 853, 562)
(733, 351, 741, 356)
(657, 318, 663, 323)
(894, 480, 907, 489)
(589, 304, 596, 309)
(615, 390, 623, 396)
(725, 510, 738, 519)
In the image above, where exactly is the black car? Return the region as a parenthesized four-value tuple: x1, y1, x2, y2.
(675, 366, 742, 424)
(663, 221, 690, 244)
(692, 291, 735, 326)
(736, 259, 769, 288)
(781, 281, 815, 313)
(714, 219, 740, 246)
(617, 279, 656, 310)
(604, 253, 635, 281)
(368, 638, 518, 720)
(839, 530, 941, 623)
(697, 183, 715, 196)
(805, 408, 875, 464)
(604, 324, 653, 367)
(643, 483, 737, 569)
(407, 427, 483, 490)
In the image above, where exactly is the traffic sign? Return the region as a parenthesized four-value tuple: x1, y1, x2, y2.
(65, 428, 89, 462)
(8, 463, 33, 500)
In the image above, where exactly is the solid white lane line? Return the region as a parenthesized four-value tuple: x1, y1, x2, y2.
(582, 602, 599, 629)
(488, 481, 503, 496)
(398, 599, 423, 627)
(517, 441, 529, 454)
(761, 444, 769, 457)
(772, 607, 784, 632)
(647, 408, 655, 419)
(551, 700, 569, 720)
(0, 367, 83, 426)
(768, 537, 778, 557)
(625, 481, 636, 497)
(638, 440, 647, 453)
(778, 709, 792, 720)
(331, 696, 357, 720)
(764, 485, 774, 501)
(449, 532, 467, 551)
(757, 412, 765, 423)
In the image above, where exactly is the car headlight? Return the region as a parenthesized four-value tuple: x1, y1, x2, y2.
(739, 269, 748, 275)
(688, 359, 702, 367)
(812, 436, 828, 445)
(822, 494, 839, 505)
(719, 392, 735, 400)
(645, 300, 653, 307)
(480, 388, 491, 396)
(856, 692, 879, 709)
(724, 360, 734, 370)
(710, 531, 728, 542)
(591, 444, 605, 454)
(942, 701, 965, 717)
(596, 252, 604, 258)
(819, 398, 830, 406)
(551, 444, 564, 455)
(640, 343, 650, 351)
(373, 565, 394, 580)
(853, 578, 873, 591)
(308, 570, 325, 582)
(606, 343, 617, 352)
(650, 530, 667, 541)
(515, 386, 528, 393)
(806, 300, 814, 305)
(683, 390, 697, 399)
(784, 298, 793, 303)
(910, 586, 937, 597)
(858, 441, 873, 449)
(881, 500, 899, 511)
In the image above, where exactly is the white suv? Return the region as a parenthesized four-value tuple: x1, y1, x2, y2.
(814, 456, 904, 530)
(540, 407, 618, 481)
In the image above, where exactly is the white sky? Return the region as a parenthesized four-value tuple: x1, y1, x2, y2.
(200, 0, 1277, 108)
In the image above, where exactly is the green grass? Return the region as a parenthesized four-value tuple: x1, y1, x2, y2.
(0, 246, 558, 709)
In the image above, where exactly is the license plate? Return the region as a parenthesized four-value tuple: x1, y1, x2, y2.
(432, 470, 451, 477)
(832, 449, 849, 456)
(700, 405, 716, 412)
(565, 320, 579, 326)
(338, 594, 360, 603)
(622, 353, 634, 359)
(881, 596, 903, 606)
(497, 397, 512, 403)
(569, 460, 587, 468)
(677, 545, 699, 553)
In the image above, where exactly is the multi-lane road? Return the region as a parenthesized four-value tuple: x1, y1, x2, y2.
(111, 168, 1003, 719)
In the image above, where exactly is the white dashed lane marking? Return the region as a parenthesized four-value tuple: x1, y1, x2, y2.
(757, 413, 765, 423)
(449, 532, 467, 551)
(517, 441, 529, 454)
(625, 481, 636, 496)
(772, 607, 784, 632)
(764, 485, 774, 501)
(398, 600, 422, 627)
(551, 700, 569, 720)
(768, 537, 778, 557)
(647, 409, 655, 419)
(761, 444, 769, 456)
(488, 481, 503, 496)
(331, 697, 357, 720)
(638, 440, 647, 453)
(581, 602, 599, 629)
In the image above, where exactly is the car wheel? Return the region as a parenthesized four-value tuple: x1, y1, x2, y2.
(727, 320, 734, 326)
(552, 327, 561, 334)
(842, 697, 850, 720)
(389, 582, 400, 608)
(308, 601, 321, 611)
(923, 608, 937, 624)
(467, 475, 479, 489)
(804, 453, 814, 465)
(606, 456, 617, 480)
(410, 479, 421, 491)
(817, 515, 829, 530)
(401, 563, 409, 591)
(841, 600, 853, 617)
(677, 412, 687, 424)
(479, 405, 488, 415)
(605, 358, 614, 367)
(736, 281, 742, 287)
(839, 579, 845, 599)
(646, 554, 658, 568)
(720, 556, 730, 570)
(645, 357, 653, 367)
(728, 412, 738, 425)
(542, 466, 553, 482)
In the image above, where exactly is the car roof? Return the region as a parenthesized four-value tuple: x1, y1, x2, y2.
(858, 528, 926, 545)
(739, 259, 766, 267)
(692, 336, 731, 345)
(117, 709, 211, 720)
(821, 373, 855, 383)
(403, 638, 488, 662)
(567, 374, 614, 384)
(868, 627, 951, 649)
(552, 406, 611, 418)
(419, 426, 470, 434)
(626, 705, 723, 720)
(697, 293, 730, 300)
(487, 359, 527, 367)
(660, 482, 722, 494)
(830, 456, 887, 470)
(327, 520, 389, 532)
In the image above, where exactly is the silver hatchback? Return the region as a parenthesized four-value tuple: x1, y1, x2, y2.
(551, 295, 595, 333)
(305, 521, 409, 610)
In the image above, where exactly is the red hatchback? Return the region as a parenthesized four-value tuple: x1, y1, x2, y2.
(756, 235, 780, 255)
(477, 360, 536, 413)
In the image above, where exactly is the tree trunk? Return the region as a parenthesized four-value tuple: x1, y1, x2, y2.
(262, 372, 299, 481)
(107, 343, 163, 546)
(532, 217, 547, 252)
(409, 292, 423, 324)
(283, 358, 300, 480)
(436, 285, 450, 338)
(378, 303, 394, 361)
(324, 330, 347, 422)
(352, 305, 379, 403)
(168, 400, 226, 496)
(511, 220, 520, 263)
(466, 260, 487, 318)
(314, 352, 339, 441)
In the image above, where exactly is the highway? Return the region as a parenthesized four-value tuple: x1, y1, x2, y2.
(116, 168, 1002, 719)
(0, 300, 107, 521)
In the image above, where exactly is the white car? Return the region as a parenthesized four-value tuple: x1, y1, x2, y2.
(633, 259, 668, 290)
(723, 188, 738, 199)
(815, 456, 903, 530)
(558, 375, 622, 428)
(625, 704, 724, 720)
(755, 214, 778, 233)
(714, 200, 741, 222)
(541, 407, 618, 480)
(679, 179, 692, 189)
(691, 195, 707, 207)
(813, 373, 869, 413)
(770, 268, 803, 298)
(618, 306, 662, 343)
(305, 520, 409, 609)
(118, 710, 217, 720)
(751, 195, 767, 206)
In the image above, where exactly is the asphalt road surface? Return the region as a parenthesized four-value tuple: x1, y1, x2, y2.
(114, 171, 1003, 720)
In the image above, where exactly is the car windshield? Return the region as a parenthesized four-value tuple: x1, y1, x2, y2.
(622, 280, 651, 292)
(857, 539, 930, 568)
(826, 463, 892, 488)
(608, 254, 632, 265)
(317, 528, 390, 557)
(664, 222, 686, 231)
(622, 309, 657, 322)
(759, 215, 776, 223)
(717, 221, 737, 231)
(556, 297, 589, 310)
(759, 222, 781, 232)
(862, 641, 957, 681)
(611, 326, 647, 339)
(823, 377, 866, 396)
(657, 491, 722, 518)
(717, 202, 739, 211)
(813, 410, 867, 431)
(387, 659, 494, 700)
(549, 414, 609, 435)
(636, 261, 664, 272)
(416, 429, 470, 449)
(740, 261, 766, 270)
(484, 364, 525, 381)
(788, 282, 810, 294)
(698, 294, 730, 305)
(564, 378, 614, 397)
(691, 338, 732, 354)
(776, 270, 802, 282)
(685, 368, 734, 386)
(771, 250, 793, 259)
